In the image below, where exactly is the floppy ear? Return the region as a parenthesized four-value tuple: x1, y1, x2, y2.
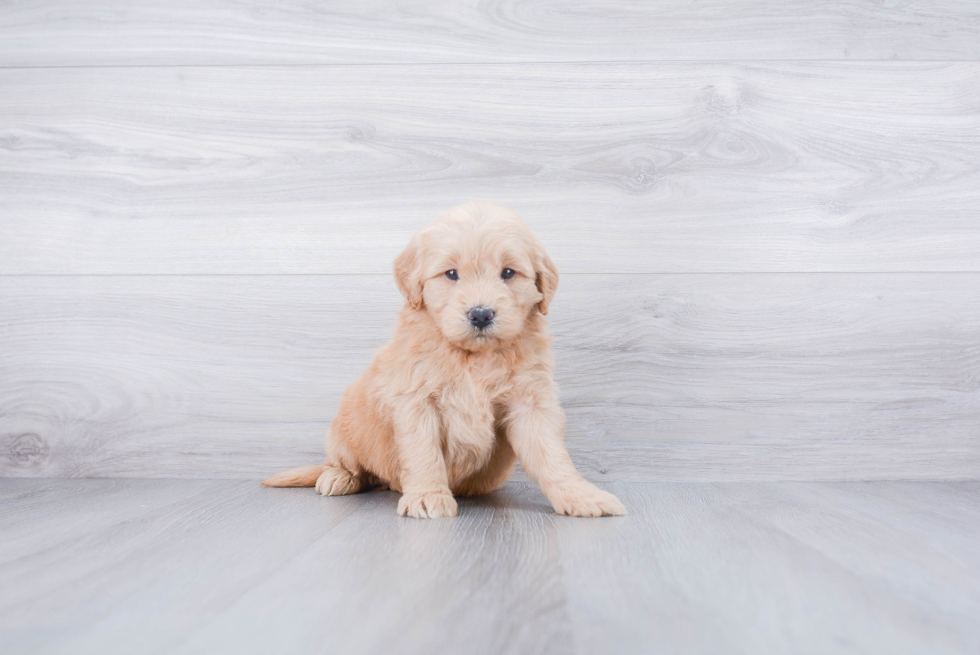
(393, 235, 425, 310)
(534, 247, 559, 315)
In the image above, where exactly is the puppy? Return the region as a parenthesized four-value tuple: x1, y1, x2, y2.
(263, 201, 625, 519)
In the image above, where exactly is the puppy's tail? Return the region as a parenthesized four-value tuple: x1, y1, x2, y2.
(261, 464, 324, 487)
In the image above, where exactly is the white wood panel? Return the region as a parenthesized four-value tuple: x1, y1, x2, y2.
(1, 274, 976, 481)
(2, 63, 979, 274)
(1, 1, 978, 66)
(2, 479, 979, 654)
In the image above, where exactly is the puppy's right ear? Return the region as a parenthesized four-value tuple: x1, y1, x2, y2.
(393, 235, 424, 310)
(533, 247, 559, 316)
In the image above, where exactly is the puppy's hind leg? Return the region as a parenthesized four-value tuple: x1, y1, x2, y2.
(315, 463, 364, 496)
(316, 429, 368, 496)
(261, 462, 363, 495)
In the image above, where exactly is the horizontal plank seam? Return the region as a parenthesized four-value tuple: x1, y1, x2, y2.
(1, 59, 980, 71)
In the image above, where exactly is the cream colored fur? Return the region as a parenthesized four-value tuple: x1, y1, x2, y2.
(263, 201, 626, 519)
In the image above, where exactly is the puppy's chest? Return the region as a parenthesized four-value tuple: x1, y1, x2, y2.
(446, 358, 512, 405)
(435, 358, 513, 434)
(436, 364, 511, 481)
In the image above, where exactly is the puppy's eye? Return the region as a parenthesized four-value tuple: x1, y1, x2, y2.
(445, 269, 459, 281)
(501, 268, 515, 280)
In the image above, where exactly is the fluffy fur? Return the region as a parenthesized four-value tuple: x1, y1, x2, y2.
(263, 201, 625, 519)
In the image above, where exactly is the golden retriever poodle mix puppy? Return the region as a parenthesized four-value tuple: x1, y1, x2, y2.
(263, 201, 625, 519)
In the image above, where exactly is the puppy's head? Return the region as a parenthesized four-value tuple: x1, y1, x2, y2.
(394, 201, 558, 351)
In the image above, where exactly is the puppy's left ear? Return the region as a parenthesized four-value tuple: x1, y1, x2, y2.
(533, 247, 559, 315)
(393, 234, 425, 310)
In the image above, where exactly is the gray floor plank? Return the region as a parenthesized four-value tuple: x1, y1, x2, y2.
(556, 482, 980, 655)
(0, 480, 363, 655)
(0, 479, 230, 566)
(173, 485, 569, 655)
(0, 480, 978, 654)
(1, 1, 978, 66)
(728, 482, 980, 647)
(2, 274, 978, 481)
(2, 63, 979, 274)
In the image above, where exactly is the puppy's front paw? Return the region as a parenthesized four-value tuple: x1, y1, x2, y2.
(397, 491, 458, 519)
(550, 482, 626, 517)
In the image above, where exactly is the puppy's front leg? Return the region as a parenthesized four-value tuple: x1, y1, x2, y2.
(393, 398, 457, 519)
(505, 389, 626, 517)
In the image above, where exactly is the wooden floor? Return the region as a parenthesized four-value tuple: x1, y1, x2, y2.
(1, 479, 978, 655)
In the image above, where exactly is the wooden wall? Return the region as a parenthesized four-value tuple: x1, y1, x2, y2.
(1, 2, 978, 480)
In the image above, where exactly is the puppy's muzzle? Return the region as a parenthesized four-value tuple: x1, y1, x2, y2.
(467, 306, 495, 330)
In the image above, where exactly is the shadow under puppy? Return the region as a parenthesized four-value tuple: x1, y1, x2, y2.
(264, 201, 625, 518)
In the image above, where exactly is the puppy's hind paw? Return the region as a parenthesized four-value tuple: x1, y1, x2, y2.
(550, 483, 627, 517)
(397, 491, 458, 519)
(315, 466, 362, 496)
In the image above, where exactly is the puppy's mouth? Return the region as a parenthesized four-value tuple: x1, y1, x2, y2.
(468, 326, 496, 340)
(454, 321, 499, 347)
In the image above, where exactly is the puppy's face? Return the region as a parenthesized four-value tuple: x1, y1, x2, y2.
(394, 202, 558, 351)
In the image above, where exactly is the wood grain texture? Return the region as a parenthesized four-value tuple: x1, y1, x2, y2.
(0, 480, 569, 655)
(2, 63, 979, 274)
(1, 274, 977, 481)
(1, 1, 979, 66)
(557, 481, 980, 654)
(1, 479, 978, 654)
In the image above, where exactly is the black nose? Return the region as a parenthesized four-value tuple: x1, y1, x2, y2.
(467, 306, 495, 330)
